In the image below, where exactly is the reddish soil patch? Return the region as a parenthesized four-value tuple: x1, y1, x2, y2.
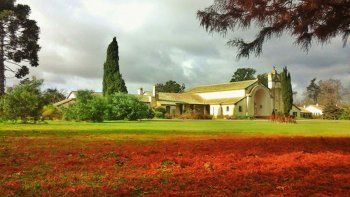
(1, 137, 350, 196)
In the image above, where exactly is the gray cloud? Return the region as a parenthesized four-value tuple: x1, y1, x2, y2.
(13, 0, 350, 99)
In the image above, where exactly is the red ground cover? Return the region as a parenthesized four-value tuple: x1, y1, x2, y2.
(1, 137, 350, 196)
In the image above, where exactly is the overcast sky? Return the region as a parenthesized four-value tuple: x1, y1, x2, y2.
(13, 0, 350, 99)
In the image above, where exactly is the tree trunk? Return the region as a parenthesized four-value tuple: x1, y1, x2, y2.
(0, 23, 4, 95)
(0, 54, 4, 95)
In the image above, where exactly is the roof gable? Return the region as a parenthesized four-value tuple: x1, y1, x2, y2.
(186, 79, 258, 93)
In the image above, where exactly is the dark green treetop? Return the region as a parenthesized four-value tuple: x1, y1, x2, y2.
(230, 68, 256, 82)
(281, 67, 293, 115)
(156, 80, 185, 93)
(0, 0, 40, 95)
(103, 37, 127, 95)
(306, 78, 321, 104)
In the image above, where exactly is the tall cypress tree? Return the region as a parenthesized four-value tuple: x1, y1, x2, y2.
(103, 37, 128, 95)
(281, 67, 293, 115)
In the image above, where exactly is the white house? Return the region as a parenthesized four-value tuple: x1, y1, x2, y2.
(144, 68, 293, 118)
(57, 68, 301, 118)
(305, 104, 324, 116)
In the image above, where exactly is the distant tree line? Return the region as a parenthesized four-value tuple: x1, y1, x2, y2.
(156, 80, 185, 93)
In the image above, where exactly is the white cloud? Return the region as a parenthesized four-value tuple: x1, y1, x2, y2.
(12, 0, 350, 97)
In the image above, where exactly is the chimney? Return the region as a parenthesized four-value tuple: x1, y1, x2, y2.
(152, 85, 157, 97)
(137, 88, 144, 95)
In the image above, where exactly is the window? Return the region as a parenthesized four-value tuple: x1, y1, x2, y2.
(239, 106, 242, 112)
(226, 106, 230, 112)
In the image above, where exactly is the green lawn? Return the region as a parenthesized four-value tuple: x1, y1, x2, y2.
(0, 120, 349, 138)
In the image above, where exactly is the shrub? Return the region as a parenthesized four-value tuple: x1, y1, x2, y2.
(339, 107, 350, 120)
(154, 108, 167, 119)
(323, 103, 343, 120)
(42, 105, 62, 120)
(63, 90, 107, 122)
(269, 112, 296, 123)
(1, 78, 44, 123)
(179, 109, 212, 120)
(106, 93, 152, 121)
(227, 115, 254, 120)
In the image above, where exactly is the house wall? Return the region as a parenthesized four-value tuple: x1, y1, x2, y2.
(234, 98, 248, 117)
(253, 89, 273, 117)
(210, 105, 235, 117)
(197, 90, 245, 100)
(290, 106, 301, 118)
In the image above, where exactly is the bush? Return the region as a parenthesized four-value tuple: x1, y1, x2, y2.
(269, 112, 296, 123)
(42, 105, 62, 120)
(179, 109, 212, 120)
(63, 90, 107, 122)
(323, 103, 343, 120)
(340, 107, 350, 120)
(106, 93, 152, 121)
(1, 78, 44, 123)
(154, 108, 167, 119)
(227, 115, 254, 120)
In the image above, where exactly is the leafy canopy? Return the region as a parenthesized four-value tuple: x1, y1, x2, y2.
(0, 0, 40, 94)
(106, 93, 153, 121)
(0, 77, 43, 123)
(42, 88, 66, 105)
(156, 80, 185, 93)
(230, 68, 256, 82)
(198, 0, 350, 58)
(63, 90, 107, 123)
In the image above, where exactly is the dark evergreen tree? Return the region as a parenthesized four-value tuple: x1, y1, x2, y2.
(306, 78, 321, 104)
(102, 37, 127, 95)
(0, 0, 40, 95)
(281, 67, 293, 115)
(198, 0, 350, 59)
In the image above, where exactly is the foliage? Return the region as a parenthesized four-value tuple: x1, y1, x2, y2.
(105, 93, 152, 121)
(63, 90, 107, 122)
(42, 89, 66, 105)
(155, 80, 185, 93)
(318, 79, 343, 105)
(280, 67, 293, 115)
(339, 107, 350, 120)
(197, 0, 350, 59)
(102, 37, 127, 96)
(227, 115, 254, 120)
(0, 0, 40, 94)
(42, 105, 62, 120)
(0, 78, 43, 123)
(323, 103, 343, 120)
(1, 134, 349, 196)
(230, 68, 256, 82)
(257, 73, 268, 87)
(270, 112, 296, 124)
(306, 78, 321, 104)
(179, 109, 213, 120)
(154, 108, 167, 119)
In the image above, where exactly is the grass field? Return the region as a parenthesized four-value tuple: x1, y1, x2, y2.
(1, 120, 350, 196)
